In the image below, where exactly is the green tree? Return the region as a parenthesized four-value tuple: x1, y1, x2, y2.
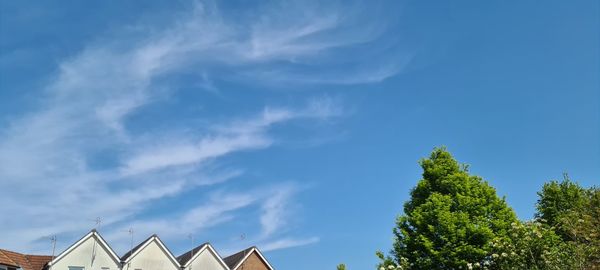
(535, 174, 587, 238)
(336, 264, 346, 270)
(536, 177, 600, 269)
(391, 147, 517, 269)
(563, 186, 600, 269)
(489, 221, 578, 269)
(376, 251, 408, 270)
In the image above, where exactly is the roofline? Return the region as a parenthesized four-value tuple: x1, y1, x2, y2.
(231, 247, 274, 270)
(206, 244, 230, 270)
(120, 234, 153, 262)
(0, 250, 20, 267)
(48, 230, 120, 266)
(0, 262, 20, 267)
(180, 244, 208, 268)
(122, 235, 181, 268)
(0, 262, 20, 268)
(181, 244, 229, 270)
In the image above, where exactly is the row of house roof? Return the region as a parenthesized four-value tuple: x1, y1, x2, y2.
(1, 230, 273, 270)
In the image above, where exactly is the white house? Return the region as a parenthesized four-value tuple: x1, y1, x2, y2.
(46, 230, 121, 270)
(176, 243, 228, 270)
(120, 235, 179, 270)
(2, 231, 275, 270)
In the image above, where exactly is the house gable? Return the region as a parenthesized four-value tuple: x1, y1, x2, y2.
(224, 248, 273, 270)
(48, 231, 120, 270)
(237, 252, 271, 270)
(122, 236, 179, 270)
(178, 244, 228, 270)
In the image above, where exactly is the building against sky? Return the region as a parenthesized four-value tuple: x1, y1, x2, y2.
(0, 249, 52, 270)
(121, 235, 180, 270)
(177, 243, 229, 270)
(46, 230, 120, 270)
(0, 231, 272, 270)
(223, 247, 274, 270)
(0, 1, 598, 269)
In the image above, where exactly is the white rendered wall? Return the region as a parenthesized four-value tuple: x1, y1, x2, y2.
(51, 236, 120, 270)
(186, 248, 227, 270)
(124, 241, 178, 270)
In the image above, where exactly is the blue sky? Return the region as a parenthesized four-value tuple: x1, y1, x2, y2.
(0, 1, 598, 269)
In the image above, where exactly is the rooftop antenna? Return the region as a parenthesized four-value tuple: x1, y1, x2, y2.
(188, 234, 195, 270)
(49, 236, 57, 270)
(89, 217, 102, 266)
(92, 217, 102, 229)
(124, 228, 134, 270)
(239, 233, 246, 270)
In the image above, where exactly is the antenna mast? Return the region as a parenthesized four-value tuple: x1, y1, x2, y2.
(93, 217, 102, 229)
(188, 234, 195, 270)
(239, 234, 246, 270)
(90, 217, 102, 266)
(49, 236, 57, 270)
(126, 228, 134, 270)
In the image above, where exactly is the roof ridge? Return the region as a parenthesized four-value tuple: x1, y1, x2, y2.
(222, 246, 256, 270)
(223, 246, 273, 270)
(175, 242, 210, 265)
(121, 234, 154, 261)
(121, 234, 180, 268)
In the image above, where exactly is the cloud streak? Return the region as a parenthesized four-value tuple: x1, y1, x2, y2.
(260, 237, 321, 252)
(0, 0, 406, 254)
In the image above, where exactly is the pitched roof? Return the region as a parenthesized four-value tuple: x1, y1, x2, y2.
(176, 243, 229, 270)
(0, 249, 52, 270)
(224, 246, 274, 270)
(120, 235, 154, 262)
(175, 243, 208, 266)
(120, 235, 180, 268)
(0, 250, 18, 267)
(24, 255, 53, 270)
(48, 229, 120, 267)
(222, 246, 254, 270)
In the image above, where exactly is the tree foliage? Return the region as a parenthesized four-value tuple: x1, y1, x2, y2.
(373, 148, 598, 269)
(391, 147, 517, 269)
(536, 177, 600, 269)
(535, 175, 587, 238)
(489, 221, 578, 269)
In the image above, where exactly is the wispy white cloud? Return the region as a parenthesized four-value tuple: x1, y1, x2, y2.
(260, 185, 297, 237)
(103, 191, 258, 251)
(0, 0, 404, 253)
(0, 101, 328, 252)
(121, 135, 269, 176)
(121, 108, 284, 176)
(121, 101, 337, 176)
(260, 237, 320, 252)
(105, 184, 313, 254)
